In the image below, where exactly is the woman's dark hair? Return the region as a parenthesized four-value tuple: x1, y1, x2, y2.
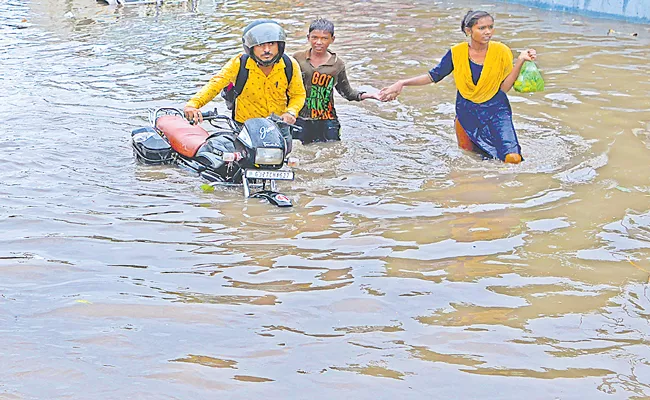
(460, 10, 492, 34)
(309, 18, 335, 36)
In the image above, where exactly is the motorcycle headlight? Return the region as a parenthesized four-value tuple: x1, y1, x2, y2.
(255, 148, 283, 165)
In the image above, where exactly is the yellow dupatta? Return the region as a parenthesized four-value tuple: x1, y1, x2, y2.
(451, 41, 513, 104)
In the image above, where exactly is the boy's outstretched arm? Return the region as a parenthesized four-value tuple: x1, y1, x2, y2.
(334, 66, 380, 101)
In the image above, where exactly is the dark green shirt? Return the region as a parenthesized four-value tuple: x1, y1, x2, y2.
(293, 49, 363, 120)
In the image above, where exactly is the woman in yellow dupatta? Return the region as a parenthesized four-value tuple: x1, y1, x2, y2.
(380, 10, 537, 163)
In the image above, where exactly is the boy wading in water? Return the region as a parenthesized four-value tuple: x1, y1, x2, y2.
(293, 18, 380, 144)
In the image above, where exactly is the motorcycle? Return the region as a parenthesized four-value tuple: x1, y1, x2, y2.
(131, 107, 301, 207)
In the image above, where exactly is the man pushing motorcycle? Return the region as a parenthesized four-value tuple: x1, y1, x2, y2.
(184, 19, 306, 129)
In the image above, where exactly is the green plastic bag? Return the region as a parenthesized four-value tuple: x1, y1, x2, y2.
(514, 61, 544, 93)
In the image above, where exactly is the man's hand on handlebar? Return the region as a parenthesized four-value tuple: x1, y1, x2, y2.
(280, 112, 296, 125)
(184, 106, 203, 124)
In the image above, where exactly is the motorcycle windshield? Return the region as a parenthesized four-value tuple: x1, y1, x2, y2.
(242, 118, 285, 150)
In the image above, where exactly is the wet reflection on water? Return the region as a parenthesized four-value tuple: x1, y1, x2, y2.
(1, 0, 650, 398)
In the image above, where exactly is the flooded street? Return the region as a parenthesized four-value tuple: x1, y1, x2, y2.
(2, 0, 650, 398)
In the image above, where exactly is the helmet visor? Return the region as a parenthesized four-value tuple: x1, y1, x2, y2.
(243, 22, 287, 48)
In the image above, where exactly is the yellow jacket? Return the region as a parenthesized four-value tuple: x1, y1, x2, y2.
(186, 53, 306, 123)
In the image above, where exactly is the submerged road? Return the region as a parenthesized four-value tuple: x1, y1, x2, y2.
(1, 0, 650, 398)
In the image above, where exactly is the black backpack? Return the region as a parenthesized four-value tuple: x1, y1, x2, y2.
(220, 53, 294, 118)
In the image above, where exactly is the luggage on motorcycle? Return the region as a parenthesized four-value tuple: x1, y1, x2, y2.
(131, 127, 173, 164)
(220, 54, 294, 113)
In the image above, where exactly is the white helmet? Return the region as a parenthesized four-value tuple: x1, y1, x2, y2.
(242, 19, 286, 67)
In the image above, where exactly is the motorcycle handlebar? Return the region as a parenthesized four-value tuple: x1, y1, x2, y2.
(193, 110, 302, 133)
(288, 123, 302, 133)
(268, 113, 302, 132)
(200, 110, 219, 120)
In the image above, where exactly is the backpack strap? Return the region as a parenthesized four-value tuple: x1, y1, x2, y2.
(233, 54, 250, 97)
(231, 54, 250, 119)
(281, 54, 293, 86)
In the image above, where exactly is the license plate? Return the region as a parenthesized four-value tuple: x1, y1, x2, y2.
(245, 169, 294, 181)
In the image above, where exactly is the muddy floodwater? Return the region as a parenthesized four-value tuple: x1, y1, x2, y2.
(2, 0, 650, 398)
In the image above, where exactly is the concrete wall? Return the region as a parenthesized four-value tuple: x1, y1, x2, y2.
(497, 0, 650, 23)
